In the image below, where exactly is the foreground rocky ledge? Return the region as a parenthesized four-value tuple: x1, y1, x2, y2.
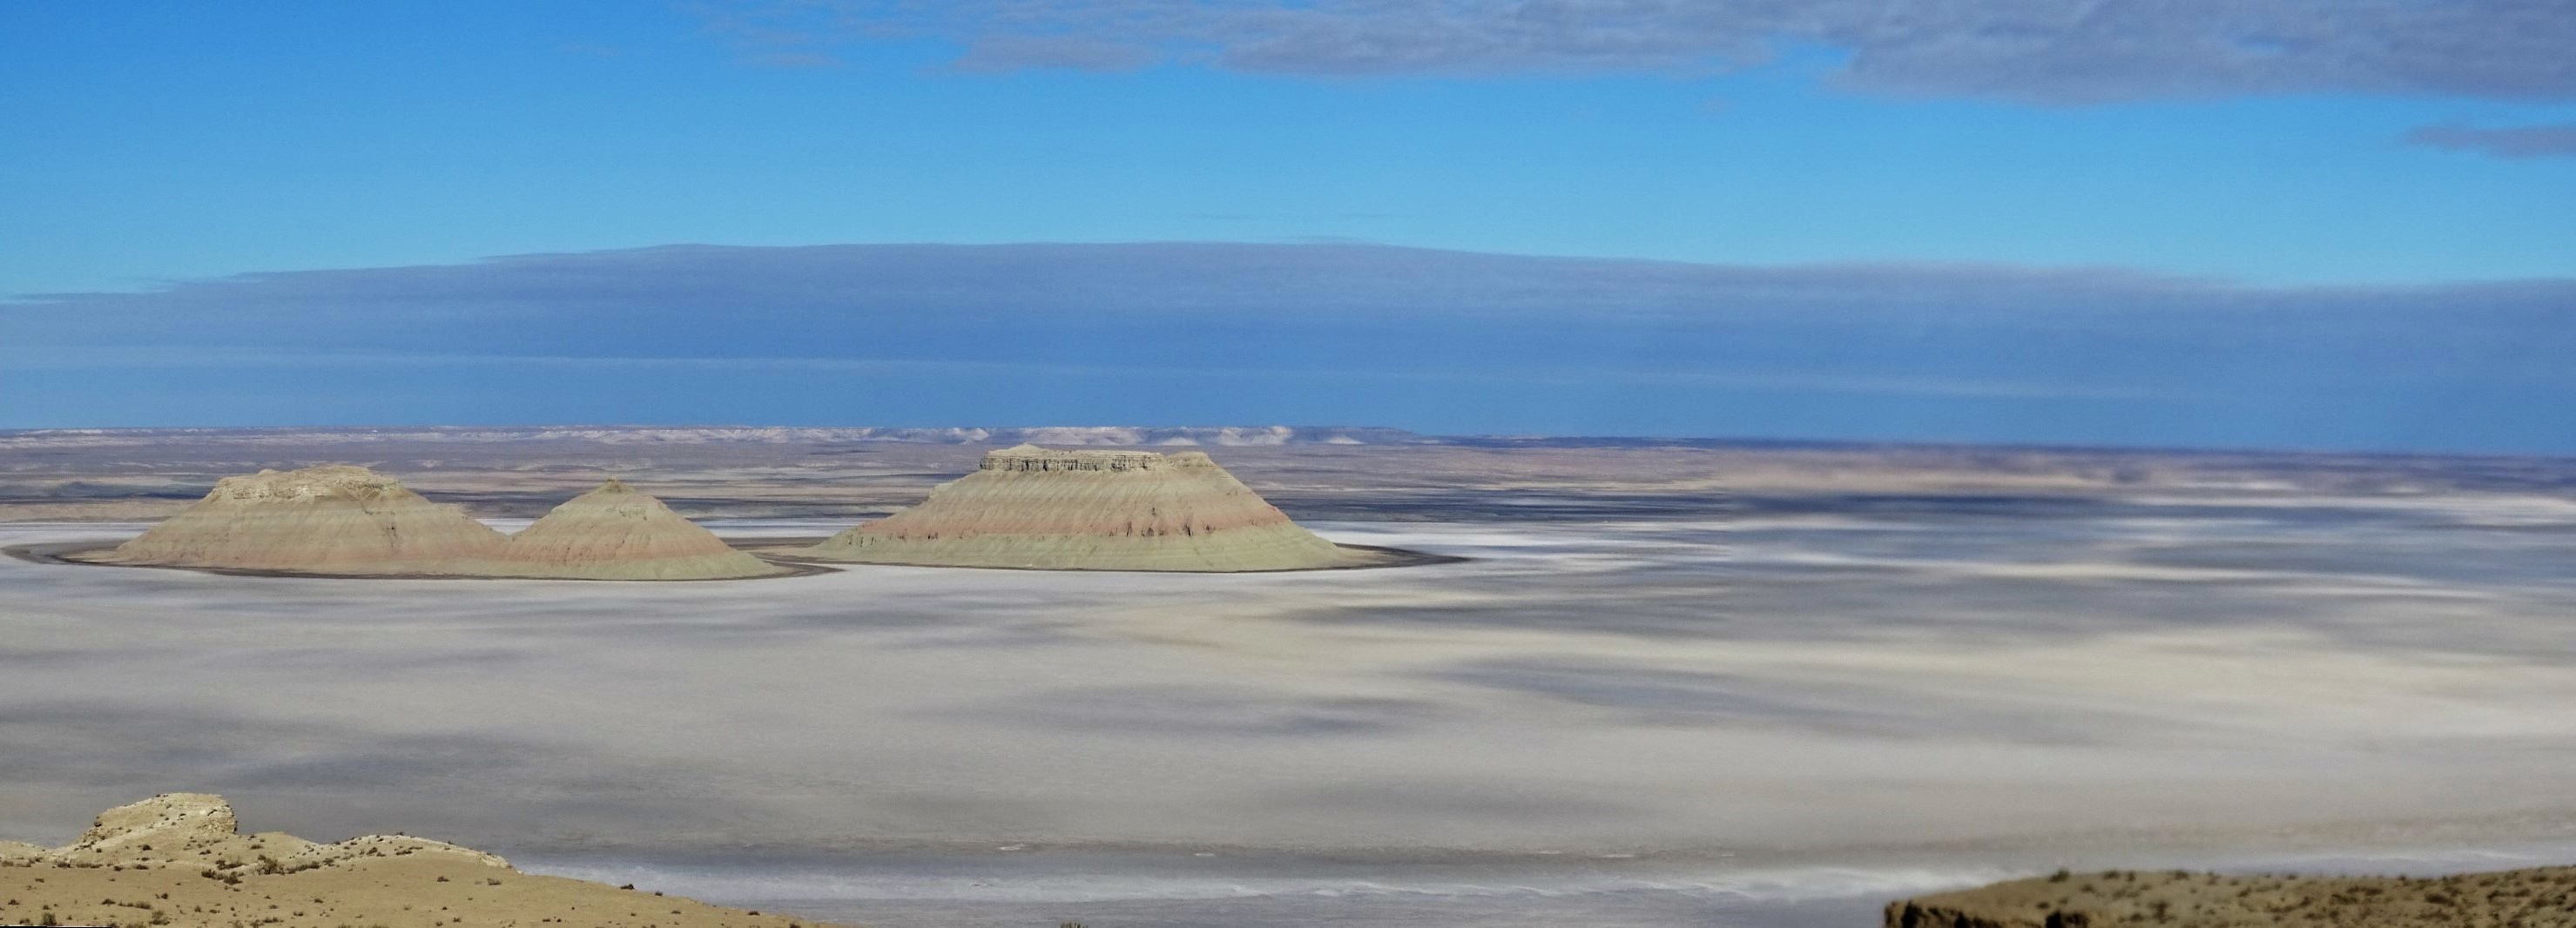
(1889, 865, 2576, 927)
(0, 794, 846, 928)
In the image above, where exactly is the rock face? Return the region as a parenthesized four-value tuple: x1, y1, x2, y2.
(96, 466, 509, 574)
(491, 478, 783, 580)
(36, 793, 505, 873)
(800, 444, 1349, 571)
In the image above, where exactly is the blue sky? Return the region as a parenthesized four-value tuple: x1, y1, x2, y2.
(3, 2, 2573, 449)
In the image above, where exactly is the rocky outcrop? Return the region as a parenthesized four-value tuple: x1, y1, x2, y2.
(1886, 900, 2082, 928)
(489, 478, 785, 580)
(92, 466, 509, 574)
(53, 791, 239, 862)
(1888, 866, 2576, 927)
(799, 444, 1352, 571)
(31, 793, 504, 873)
(0, 794, 842, 928)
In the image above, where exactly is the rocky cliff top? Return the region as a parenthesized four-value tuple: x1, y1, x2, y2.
(206, 465, 415, 505)
(978, 444, 1219, 473)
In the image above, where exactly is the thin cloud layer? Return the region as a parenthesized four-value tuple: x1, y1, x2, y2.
(2405, 120, 2576, 158)
(4, 242, 2573, 449)
(698, 0, 2576, 103)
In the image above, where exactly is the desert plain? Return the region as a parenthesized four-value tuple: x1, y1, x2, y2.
(4, 426, 2576, 927)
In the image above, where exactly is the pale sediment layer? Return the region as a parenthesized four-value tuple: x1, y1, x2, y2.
(799, 444, 1351, 571)
(481, 478, 787, 580)
(0, 793, 844, 928)
(90, 465, 509, 574)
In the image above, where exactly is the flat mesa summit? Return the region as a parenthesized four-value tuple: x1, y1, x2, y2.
(83, 466, 785, 580)
(796, 444, 1360, 571)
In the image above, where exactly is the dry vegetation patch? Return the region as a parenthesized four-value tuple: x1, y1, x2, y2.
(1890, 865, 2576, 927)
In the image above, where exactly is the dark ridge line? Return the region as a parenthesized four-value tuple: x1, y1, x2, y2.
(747, 539, 1470, 574)
(3, 540, 837, 582)
(6, 539, 1465, 580)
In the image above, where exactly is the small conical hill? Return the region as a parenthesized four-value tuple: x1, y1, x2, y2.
(494, 478, 783, 580)
(800, 444, 1349, 571)
(98, 465, 509, 574)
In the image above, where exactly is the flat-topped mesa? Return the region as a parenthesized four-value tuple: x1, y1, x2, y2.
(801, 444, 1350, 571)
(94, 465, 509, 574)
(493, 478, 785, 580)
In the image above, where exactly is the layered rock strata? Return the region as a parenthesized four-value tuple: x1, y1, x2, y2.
(800, 444, 1348, 571)
(92, 465, 509, 574)
(85, 467, 785, 581)
(490, 478, 784, 580)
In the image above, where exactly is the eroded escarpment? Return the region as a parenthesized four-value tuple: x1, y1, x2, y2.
(0, 793, 844, 927)
(68, 467, 792, 581)
(84, 465, 510, 575)
(53, 454, 1444, 578)
(796, 444, 1362, 571)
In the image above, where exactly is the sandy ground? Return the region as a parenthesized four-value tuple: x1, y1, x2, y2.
(0, 856, 843, 928)
(1892, 865, 2576, 926)
(4, 481, 2576, 925)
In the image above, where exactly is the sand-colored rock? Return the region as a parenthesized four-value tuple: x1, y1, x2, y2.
(77, 467, 796, 581)
(91, 466, 508, 574)
(490, 478, 786, 580)
(1888, 865, 2576, 927)
(48, 791, 246, 868)
(798, 444, 1352, 571)
(37, 793, 503, 874)
(0, 794, 848, 927)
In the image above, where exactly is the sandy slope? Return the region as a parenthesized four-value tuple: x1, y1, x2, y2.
(91, 467, 508, 574)
(0, 794, 846, 928)
(75, 468, 787, 581)
(489, 479, 786, 580)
